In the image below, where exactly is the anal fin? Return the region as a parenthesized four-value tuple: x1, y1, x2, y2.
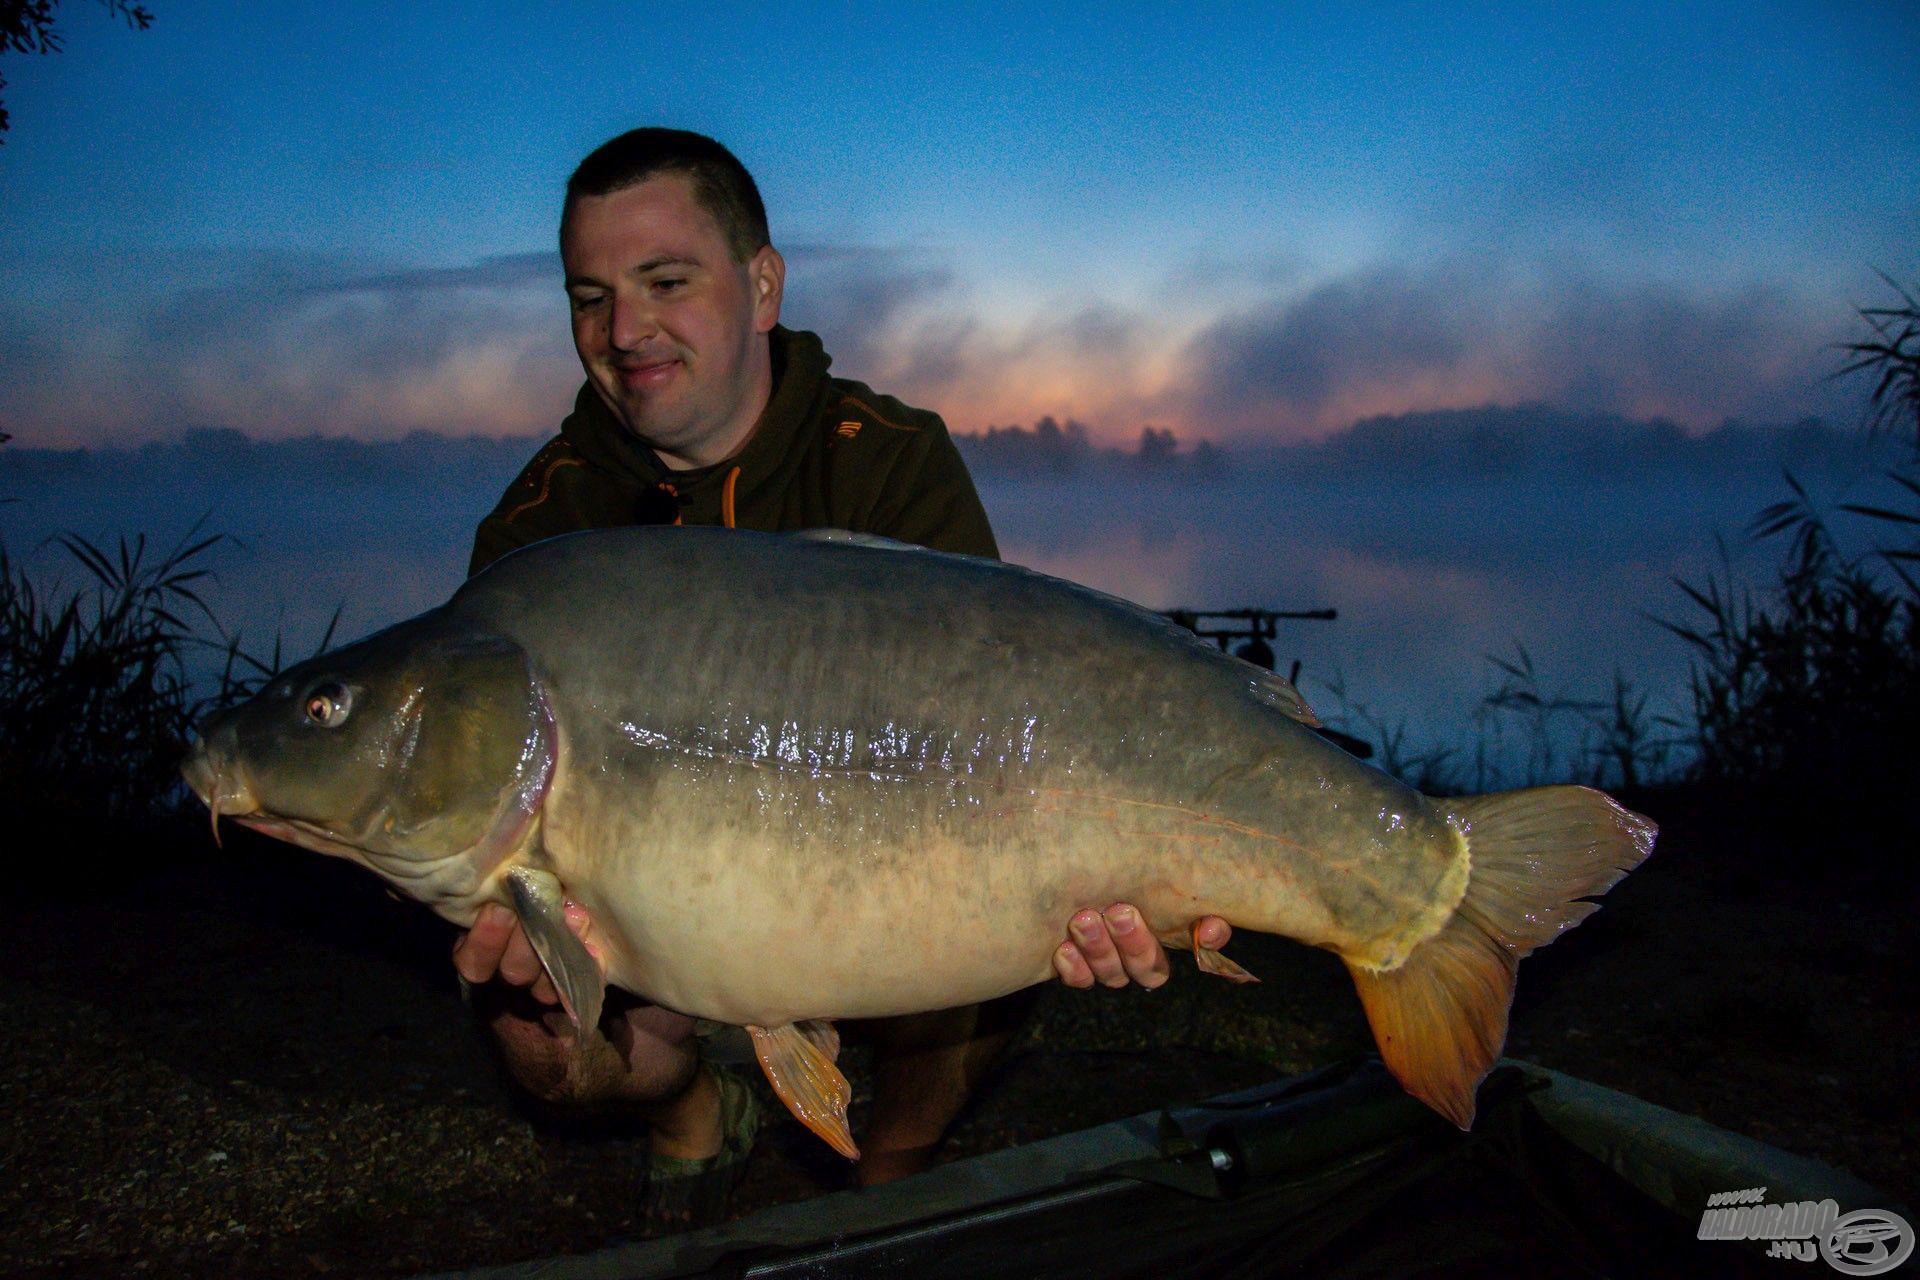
(747, 1020, 858, 1160)
(1191, 921, 1259, 984)
(505, 866, 605, 1035)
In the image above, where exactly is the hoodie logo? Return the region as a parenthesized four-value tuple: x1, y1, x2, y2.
(836, 421, 862, 440)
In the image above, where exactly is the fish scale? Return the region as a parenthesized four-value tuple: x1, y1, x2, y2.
(183, 525, 1655, 1158)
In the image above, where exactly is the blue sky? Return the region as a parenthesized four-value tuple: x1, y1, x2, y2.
(0, 1, 1915, 447)
(3, 3, 1915, 767)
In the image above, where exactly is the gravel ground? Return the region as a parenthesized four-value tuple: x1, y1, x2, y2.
(3, 795, 1913, 1279)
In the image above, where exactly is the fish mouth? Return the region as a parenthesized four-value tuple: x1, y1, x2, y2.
(180, 742, 376, 863)
(225, 813, 381, 865)
(180, 732, 261, 849)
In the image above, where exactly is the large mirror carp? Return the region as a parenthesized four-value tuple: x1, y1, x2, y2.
(183, 526, 1655, 1157)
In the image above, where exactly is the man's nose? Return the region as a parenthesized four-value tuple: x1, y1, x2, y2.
(608, 293, 657, 352)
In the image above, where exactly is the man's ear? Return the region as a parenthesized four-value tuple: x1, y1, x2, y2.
(750, 244, 785, 333)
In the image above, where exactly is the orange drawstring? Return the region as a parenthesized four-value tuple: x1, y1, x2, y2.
(646, 471, 736, 528)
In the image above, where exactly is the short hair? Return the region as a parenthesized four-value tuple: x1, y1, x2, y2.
(563, 128, 770, 262)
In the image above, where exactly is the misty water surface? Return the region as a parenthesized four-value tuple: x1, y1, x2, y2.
(2, 426, 1897, 785)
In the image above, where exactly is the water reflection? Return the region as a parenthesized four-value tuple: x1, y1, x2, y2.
(0, 441, 1877, 783)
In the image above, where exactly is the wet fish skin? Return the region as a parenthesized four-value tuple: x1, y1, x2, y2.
(183, 526, 1654, 1150)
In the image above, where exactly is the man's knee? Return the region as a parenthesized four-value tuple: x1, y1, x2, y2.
(522, 1027, 700, 1114)
(472, 983, 700, 1110)
(599, 999, 701, 1098)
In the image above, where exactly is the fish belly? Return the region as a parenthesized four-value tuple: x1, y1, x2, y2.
(538, 723, 1464, 1026)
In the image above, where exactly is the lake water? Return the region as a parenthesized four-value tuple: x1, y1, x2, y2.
(3, 431, 1899, 788)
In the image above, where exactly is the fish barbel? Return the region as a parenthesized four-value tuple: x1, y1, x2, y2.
(182, 526, 1655, 1157)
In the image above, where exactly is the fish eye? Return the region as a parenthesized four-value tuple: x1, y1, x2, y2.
(303, 682, 352, 728)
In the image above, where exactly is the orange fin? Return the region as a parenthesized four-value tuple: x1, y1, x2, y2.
(747, 1020, 858, 1160)
(1191, 921, 1259, 984)
(1347, 909, 1511, 1129)
(1348, 784, 1656, 1130)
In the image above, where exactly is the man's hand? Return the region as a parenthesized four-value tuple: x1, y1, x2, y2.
(1053, 905, 1231, 990)
(455, 902, 708, 1127)
(452, 902, 582, 1006)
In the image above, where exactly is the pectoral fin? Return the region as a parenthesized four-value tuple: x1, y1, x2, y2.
(505, 866, 605, 1035)
(747, 1020, 858, 1160)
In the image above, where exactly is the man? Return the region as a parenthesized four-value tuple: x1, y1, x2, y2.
(454, 128, 1231, 1221)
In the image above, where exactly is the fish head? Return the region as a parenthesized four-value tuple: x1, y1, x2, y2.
(181, 620, 555, 915)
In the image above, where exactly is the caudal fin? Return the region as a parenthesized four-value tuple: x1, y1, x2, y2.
(1346, 785, 1656, 1129)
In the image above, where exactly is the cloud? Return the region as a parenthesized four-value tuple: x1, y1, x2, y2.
(816, 295, 1184, 438)
(0, 249, 577, 445)
(766, 247, 1857, 447)
(705, 240, 1189, 432)
(1535, 276, 1832, 423)
(1183, 266, 1485, 437)
(327, 251, 559, 294)
(780, 243, 928, 268)
(777, 247, 959, 382)
(1176, 264, 1853, 441)
(0, 236, 1865, 452)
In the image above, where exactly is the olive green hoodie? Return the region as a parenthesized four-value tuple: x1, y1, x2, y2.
(470, 327, 997, 575)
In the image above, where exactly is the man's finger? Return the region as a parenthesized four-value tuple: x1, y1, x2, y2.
(1103, 904, 1169, 989)
(497, 920, 545, 987)
(451, 903, 516, 984)
(1052, 942, 1095, 989)
(1194, 915, 1233, 952)
(1069, 909, 1129, 987)
(530, 972, 560, 1006)
(563, 897, 607, 972)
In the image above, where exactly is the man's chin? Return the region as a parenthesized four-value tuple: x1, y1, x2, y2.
(608, 400, 699, 455)
(592, 379, 679, 433)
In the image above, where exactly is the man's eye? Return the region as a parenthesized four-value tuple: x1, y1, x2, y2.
(569, 294, 606, 310)
(653, 278, 686, 293)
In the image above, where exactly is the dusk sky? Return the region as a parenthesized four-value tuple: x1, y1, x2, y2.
(3, 2, 1918, 771)
(1, 1, 1915, 449)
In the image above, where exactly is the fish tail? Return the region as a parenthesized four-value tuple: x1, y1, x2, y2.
(1344, 784, 1656, 1129)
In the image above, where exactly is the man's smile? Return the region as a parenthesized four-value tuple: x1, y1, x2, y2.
(615, 356, 682, 393)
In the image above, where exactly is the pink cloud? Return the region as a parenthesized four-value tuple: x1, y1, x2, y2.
(0, 247, 1861, 450)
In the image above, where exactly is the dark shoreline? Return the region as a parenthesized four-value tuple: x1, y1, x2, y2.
(3, 793, 1913, 1278)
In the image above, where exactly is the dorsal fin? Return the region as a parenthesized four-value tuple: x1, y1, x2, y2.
(1249, 667, 1320, 726)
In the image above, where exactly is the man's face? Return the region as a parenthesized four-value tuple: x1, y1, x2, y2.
(562, 173, 783, 468)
